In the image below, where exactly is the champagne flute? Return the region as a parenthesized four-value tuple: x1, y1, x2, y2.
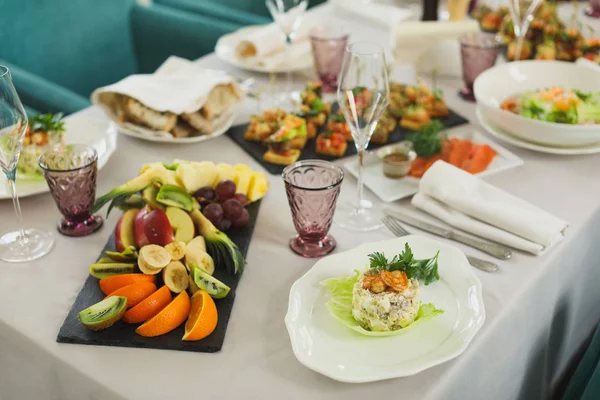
(336, 42, 390, 232)
(0, 66, 54, 262)
(266, 0, 308, 109)
(507, 0, 543, 61)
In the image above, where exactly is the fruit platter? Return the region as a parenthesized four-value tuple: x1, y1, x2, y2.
(226, 81, 468, 175)
(57, 160, 269, 352)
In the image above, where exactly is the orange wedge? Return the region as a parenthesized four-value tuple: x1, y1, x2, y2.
(135, 291, 190, 337)
(122, 286, 173, 324)
(99, 274, 156, 295)
(106, 282, 156, 308)
(182, 290, 218, 341)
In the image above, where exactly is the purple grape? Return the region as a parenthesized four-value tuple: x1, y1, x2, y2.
(222, 199, 243, 220)
(202, 203, 223, 224)
(231, 208, 250, 228)
(233, 193, 249, 206)
(216, 218, 231, 231)
(194, 186, 216, 201)
(215, 180, 236, 200)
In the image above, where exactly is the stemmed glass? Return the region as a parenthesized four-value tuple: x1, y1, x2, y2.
(266, 0, 309, 108)
(507, 0, 543, 61)
(0, 66, 54, 262)
(336, 42, 390, 232)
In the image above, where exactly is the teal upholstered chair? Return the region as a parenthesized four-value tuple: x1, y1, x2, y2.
(563, 324, 600, 400)
(1, 0, 241, 114)
(156, 0, 328, 26)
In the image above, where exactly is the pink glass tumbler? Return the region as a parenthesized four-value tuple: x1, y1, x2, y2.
(587, 0, 600, 18)
(459, 32, 501, 102)
(283, 160, 344, 258)
(310, 27, 349, 93)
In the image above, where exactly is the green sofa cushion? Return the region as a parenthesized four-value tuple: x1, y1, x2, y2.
(156, 0, 271, 26)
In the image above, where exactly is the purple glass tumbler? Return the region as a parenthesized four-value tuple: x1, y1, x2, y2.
(459, 32, 501, 102)
(310, 27, 349, 93)
(587, 0, 600, 18)
(39, 144, 103, 237)
(283, 160, 344, 258)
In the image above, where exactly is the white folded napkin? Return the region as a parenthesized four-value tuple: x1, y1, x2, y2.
(411, 161, 568, 255)
(576, 57, 600, 71)
(91, 56, 241, 115)
(331, 0, 415, 29)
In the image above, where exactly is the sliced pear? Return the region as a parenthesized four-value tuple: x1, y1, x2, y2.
(78, 296, 127, 331)
(139, 245, 171, 270)
(164, 241, 186, 261)
(162, 261, 189, 293)
(90, 263, 136, 279)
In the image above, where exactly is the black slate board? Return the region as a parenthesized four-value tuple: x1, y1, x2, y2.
(225, 109, 468, 175)
(57, 200, 262, 353)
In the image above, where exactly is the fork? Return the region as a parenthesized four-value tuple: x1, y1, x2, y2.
(382, 216, 499, 273)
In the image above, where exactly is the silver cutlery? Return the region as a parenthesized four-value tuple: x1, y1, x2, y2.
(383, 210, 512, 260)
(382, 216, 499, 273)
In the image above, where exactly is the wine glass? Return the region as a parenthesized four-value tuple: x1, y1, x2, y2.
(336, 42, 390, 232)
(266, 0, 308, 109)
(0, 66, 54, 262)
(507, 0, 543, 61)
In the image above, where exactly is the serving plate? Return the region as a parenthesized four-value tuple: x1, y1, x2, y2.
(215, 26, 313, 74)
(285, 235, 485, 383)
(477, 106, 600, 155)
(0, 115, 117, 200)
(474, 60, 600, 147)
(344, 126, 523, 203)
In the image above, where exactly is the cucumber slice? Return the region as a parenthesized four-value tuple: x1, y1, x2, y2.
(90, 263, 136, 279)
(193, 267, 230, 299)
(78, 296, 127, 331)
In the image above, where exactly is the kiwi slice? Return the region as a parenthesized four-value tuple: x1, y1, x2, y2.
(90, 263, 136, 279)
(142, 185, 165, 210)
(96, 257, 116, 264)
(156, 184, 193, 212)
(105, 246, 138, 262)
(193, 266, 230, 299)
(78, 296, 127, 331)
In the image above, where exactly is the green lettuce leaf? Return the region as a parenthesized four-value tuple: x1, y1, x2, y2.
(321, 272, 444, 337)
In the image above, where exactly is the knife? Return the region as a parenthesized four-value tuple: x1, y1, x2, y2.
(384, 210, 513, 260)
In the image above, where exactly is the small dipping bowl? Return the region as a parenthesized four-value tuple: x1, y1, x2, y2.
(376, 144, 416, 179)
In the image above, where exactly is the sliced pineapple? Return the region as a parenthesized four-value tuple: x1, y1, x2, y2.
(214, 163, 236, 186)
(233, 164, 253, 195)
(247, 171, 269, 202)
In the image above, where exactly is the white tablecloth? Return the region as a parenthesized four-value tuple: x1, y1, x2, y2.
(2, 3, 600, 400)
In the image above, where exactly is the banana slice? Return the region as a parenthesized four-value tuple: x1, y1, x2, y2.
(188, 275, 200, 295)
(139, 245, 171, 270)
(162, 261, 189, 293)
(164, 241, 186, 261)
(184, 249, 215, 275)
(187, 236, 206, 253)
(137, 256, 162, 275)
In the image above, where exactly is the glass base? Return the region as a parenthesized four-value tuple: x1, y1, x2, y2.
(459, 88, 476, 102)
(58, 214, 103, 237)
(336, 203, 382, 232)
(585, 7, 600, 18)
(0, 229, 55, 262)
(289, 235, 336, 258)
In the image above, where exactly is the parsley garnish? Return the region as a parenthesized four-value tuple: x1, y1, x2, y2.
(406, 119, 444, 158)
(351, 87, 366, 96)
(29, 113, 64, 133)
(574, 89, 592, 101)
(367, 243, 440, 285)
(330, 113, 346, 122)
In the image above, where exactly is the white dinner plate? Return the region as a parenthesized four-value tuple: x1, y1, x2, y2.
(344, 125, 524, 203)
(476, 106, 600, 155)
(0, 115, 118, 200)
(285, 235, 485, 383)
(115, 110, 236, 144)
(215, 26, 313, 74)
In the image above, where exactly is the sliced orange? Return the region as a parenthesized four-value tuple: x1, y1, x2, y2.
(106, 282, 156, 308)
(135, 291, 190, 337)
(122, 286, 173, 324)
(99, 274, 156, 295)
(182, 290, 218, 341)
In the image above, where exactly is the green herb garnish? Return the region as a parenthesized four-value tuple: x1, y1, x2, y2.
(367, 243, 440, 285)
(311, 97, 325, 113)
(574, 89, 592, 101)
(29, 113, 64, 133)
(406, 119, 444, 158)
(351, 87, 366, 96)
(330, 113, 346, 122)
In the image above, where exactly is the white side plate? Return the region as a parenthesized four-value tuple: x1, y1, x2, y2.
(0, 115, 117, 200)
(285, 235, 485, 383)
(344, 126, 524, 202)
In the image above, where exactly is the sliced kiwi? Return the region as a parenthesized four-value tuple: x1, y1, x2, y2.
(193, 266, 230, 299)
(96, 257, 115, 264)
(90, 263, 136, 279)
(105, 246, 138, 262)
(78, 296, 127, 331)
(156, 184, 193, 212)
(142, 185, 165, 210)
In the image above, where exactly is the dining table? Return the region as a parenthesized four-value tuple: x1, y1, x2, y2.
(2, 2, 600, 400)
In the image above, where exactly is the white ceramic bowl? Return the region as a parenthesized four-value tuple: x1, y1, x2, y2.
(474, 60, 600, 147)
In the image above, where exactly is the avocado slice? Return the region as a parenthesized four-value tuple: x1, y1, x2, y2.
(78, 296, 127, 331)
(193, 266, 230, 299)
(156, 184, 193, 212)
(90, 263, 136, 279)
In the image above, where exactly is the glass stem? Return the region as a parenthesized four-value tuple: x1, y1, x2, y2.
(356, 145, 365, 214)
(6, 172, 27, 245)
(284, 35, 293, 110)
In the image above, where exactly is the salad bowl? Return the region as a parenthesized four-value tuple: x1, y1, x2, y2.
(285, 235, 485, 383)
(474, 61, 600, 147)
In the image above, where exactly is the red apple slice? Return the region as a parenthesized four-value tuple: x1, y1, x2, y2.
(115, 208, 139, 252)
(134, 207, 150, 249)
(143, 209, 175, 246)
